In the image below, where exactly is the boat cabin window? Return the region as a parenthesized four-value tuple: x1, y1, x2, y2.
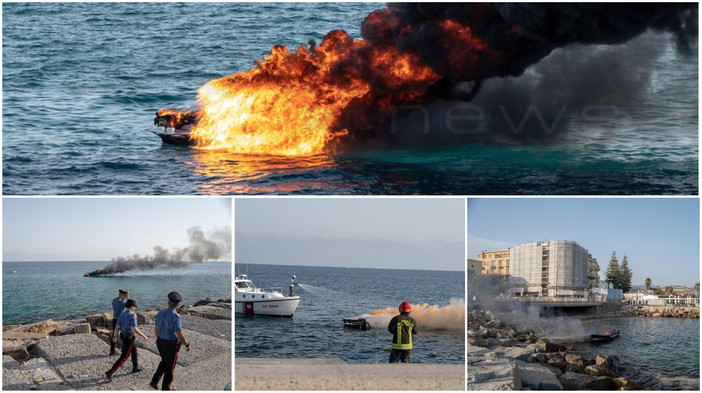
(235, 281, 255, 289)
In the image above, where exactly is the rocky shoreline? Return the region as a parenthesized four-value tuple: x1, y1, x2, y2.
(467, 309, 637, 391)
(608, 305, 699, 318)
(3, 298, 232, 391)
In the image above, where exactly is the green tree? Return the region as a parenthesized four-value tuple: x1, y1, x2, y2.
(695, 283, 700, 297)
(619, 254, 632, 293)
(664, 285, 674, 295)
(645, 277, 652, 291)
(605, 251, 620, 289)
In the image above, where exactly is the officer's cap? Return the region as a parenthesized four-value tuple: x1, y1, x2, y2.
(125, 299, 137, 308)
(118, 289, 128, 294)
(168, 292, 182, 303)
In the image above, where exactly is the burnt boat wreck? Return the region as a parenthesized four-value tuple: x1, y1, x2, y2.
(343, 318, 371, 330)
(589, 328, 620, 343)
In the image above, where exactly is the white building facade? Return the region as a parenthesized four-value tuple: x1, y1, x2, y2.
(510, 240, 589, 297)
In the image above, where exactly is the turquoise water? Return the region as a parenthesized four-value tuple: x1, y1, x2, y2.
(3, 3, 697, 195)
(2, 261, 231, 325)
(581, 317, 699, 390)
(234, 264, 465, 364)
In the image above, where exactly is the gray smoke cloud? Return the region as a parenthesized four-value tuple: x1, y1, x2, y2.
(468, 272, 587, 340)
(87, 226, 231, 275)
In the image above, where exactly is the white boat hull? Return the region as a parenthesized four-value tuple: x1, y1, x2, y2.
(235, 297, 300, 317)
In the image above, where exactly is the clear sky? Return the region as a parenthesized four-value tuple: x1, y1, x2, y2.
(236, 198, 465, 271)
(467, 198, 700, 287)
(3, 198, 232, 261)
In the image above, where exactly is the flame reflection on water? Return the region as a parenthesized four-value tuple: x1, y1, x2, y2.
(187, 149, 343, 194)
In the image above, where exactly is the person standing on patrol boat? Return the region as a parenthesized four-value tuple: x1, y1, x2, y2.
(110, 289, 129, 355)
(388, 301, 418, 363)
(150, 291, 190, 391)
(105, 299, 147, 382)
(290, 275, 297, 296)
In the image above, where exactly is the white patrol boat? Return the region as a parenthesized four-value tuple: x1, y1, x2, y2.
(235, 274, 300, 317)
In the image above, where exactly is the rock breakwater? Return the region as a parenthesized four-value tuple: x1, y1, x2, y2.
(2, 298, 231, 391)
(609, 305, 699, 318)
(468, 309, 637, 391)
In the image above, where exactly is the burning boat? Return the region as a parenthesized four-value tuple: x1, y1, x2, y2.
(151, 110, 198, 146)
(589, 328, 620, 343)
(235, 274, 300, 317)
(83, 271, 110, 277)
(343, 318, 371, 330)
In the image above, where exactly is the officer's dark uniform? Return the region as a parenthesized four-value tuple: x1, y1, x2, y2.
(110, 290, 128, 355)
(388, 312, 418, 363)
(150, 292, 187, 391)
(107, 301, 140, 377)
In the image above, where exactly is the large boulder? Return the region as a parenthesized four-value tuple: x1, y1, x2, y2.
(558, 372, 614, 390)
(613, 377, 639, 390)
(103, 312, 114, 328)
(564, 353, 587, 369)
(193, 298, 213, 307)
(516, 362, 564, 390)
(95, 328, 112, 345)
(584, 364, 614, 377)
(137, 310, 159, 325)
(3, 340, 29, 360)
(206, 309, 232, 321)
(534, 339, 561, 353)
(468, 359, 522, 391)
(84, 313, 105, 330)
(595, 354, 620, 374)
(547, 357, 570, 373)
(72, 323, 91, 334)
(495, 346, 532, 362)
(13, 320, 67, 336)
(54, 320, 85, 336)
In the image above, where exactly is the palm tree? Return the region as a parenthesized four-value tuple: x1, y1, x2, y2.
(695, 283, 699, 297)
(665, 285, 674, 296)
(645, 278, 652, 291)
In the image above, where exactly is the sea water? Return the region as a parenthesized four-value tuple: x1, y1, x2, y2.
(580, 317, 700, 390)
(234, 264, 465, 364)
(3, 3, 698, 195)
(2, 261, 231, 325)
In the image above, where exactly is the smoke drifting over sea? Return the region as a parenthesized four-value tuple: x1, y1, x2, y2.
(87, 226, 231, 276)
(363, 299, 465, 331)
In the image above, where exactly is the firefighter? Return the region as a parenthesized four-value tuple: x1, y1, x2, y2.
(149, 292, 190, 391)
(388, 301, 418, 363)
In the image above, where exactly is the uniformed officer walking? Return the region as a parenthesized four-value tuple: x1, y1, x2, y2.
(105, 299, 148, 381)
(110, 289, 129, 355)
(388, 301, 418, 363)
(150, 292, 191, 391)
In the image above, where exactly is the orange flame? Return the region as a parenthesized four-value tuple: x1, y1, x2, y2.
(181, 28, 439, 156)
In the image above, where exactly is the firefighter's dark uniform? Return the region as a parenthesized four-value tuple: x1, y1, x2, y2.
(388, 312, 417, 363)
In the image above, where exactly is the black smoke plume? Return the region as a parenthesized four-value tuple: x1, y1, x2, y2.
(85, 226, 231, 276)
(340, 3, 697, 139)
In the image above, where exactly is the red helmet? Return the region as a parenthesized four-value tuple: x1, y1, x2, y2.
(399, 301, 411, 313)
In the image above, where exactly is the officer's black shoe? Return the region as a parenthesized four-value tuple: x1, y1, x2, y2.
(105, 371, 112, 382)
(109, 351, 115, 356)
(149, 382, 159, 390)
(133, 367, 143, 373)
